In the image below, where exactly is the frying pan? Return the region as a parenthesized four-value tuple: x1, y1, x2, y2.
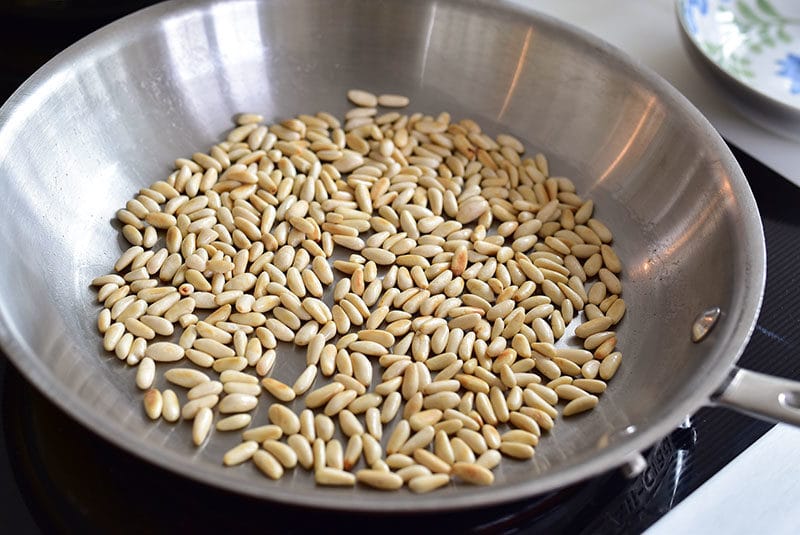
(0, 0, 795, 513)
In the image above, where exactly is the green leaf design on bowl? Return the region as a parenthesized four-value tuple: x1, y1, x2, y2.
(681, 0, 800, 105)
(701, 41, 756, 79)
(755, 0, 781, 18)
(691, 0, 798, 83)
(732, 0, 797, 55)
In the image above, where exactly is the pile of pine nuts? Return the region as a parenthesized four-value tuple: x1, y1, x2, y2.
(91, 89, 624, 493)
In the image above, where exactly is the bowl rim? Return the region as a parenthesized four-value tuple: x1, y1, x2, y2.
(674, 0, 800, 120)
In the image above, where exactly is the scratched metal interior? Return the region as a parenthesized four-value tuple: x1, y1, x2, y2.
(0, 0, 764, 511)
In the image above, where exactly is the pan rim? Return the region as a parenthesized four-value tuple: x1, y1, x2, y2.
(0, 0, 766, 513)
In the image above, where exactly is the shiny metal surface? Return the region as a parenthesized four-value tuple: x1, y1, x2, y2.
(0, 0, 768, 511)
(691, 306, 721, 342)
(717, 368, 800, 427)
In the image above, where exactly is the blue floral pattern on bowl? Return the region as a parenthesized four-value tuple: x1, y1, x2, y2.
(777, 52, 800, 93)
(677, 0, 800, 109)
(682, 0, 709, 35)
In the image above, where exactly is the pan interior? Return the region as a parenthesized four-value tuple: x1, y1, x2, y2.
(0, 0, 764, 511)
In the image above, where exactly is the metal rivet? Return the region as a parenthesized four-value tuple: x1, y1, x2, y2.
(691, 307, 720, 342)
(620, 453, 648, 479)
(778, 391, 800, 410)
(616, 425, 637, 438)
(597, 424, 637, 448)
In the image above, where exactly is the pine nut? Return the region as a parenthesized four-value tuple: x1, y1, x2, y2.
(343, 435, 363, 471)
(451, 462, 494, 486)
(288, 434, 314, 470)
(145, 342, 184, 362)
(263, 440, 298, 469)
(135, 357, 156, 390)
(347, 89, 378, 108)
(216, 413, 251, 431)
(261, 377, 296, 402)
(164, 367, 209, 388)
(356, 469, 403, 490)
(269, 404, 301, 435)
(408, 473, 450, 493)
(554, 384, 590, 401)
(223, 440, 259, 466)
(192, 407, 213, 445)
(143, 388, 162, 420)
(181, 394, 219, 420)
(315, 467, 356, 487)
(243, 425, 283, 442)
(600, 352, 623, 380)
(253, 450, 284, 480)
(563, 395, 599, 416)
(160, 389, 180, 422)
(413, 448, 451, 474)
(476, 449, 502, 470)
(399, 425, 435, 455)
(499, 442, 535, 459)
(377, 94, 410, 108)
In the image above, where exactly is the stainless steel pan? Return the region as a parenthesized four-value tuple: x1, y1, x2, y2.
(0, 0, 796, 513)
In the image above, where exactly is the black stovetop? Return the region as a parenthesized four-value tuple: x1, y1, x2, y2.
(2, 3, 800, 533)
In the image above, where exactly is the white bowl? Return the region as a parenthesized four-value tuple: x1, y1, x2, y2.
(677, 0, 800, 140)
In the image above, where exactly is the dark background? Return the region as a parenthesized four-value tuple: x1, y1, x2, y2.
(1, 5, 166, 531)
(0, 1, 158, 102)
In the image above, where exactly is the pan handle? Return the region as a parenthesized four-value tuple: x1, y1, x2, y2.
(713, 367, 800, 427)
